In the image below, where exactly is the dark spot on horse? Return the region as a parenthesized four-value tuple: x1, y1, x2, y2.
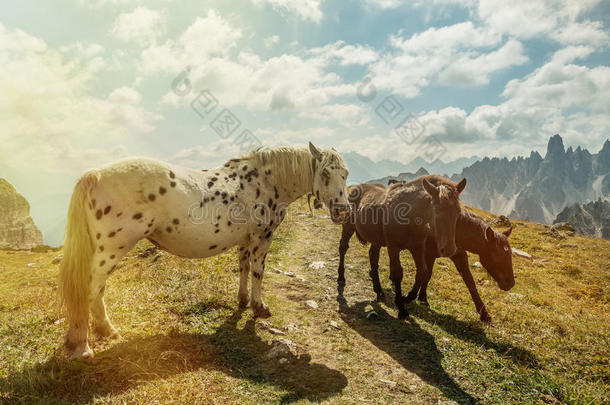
(133, 213, 142, 220)
(242, 166, 248, 171)
(148, 222, 153, 227)
(211, 196, 215, 201)
(200, 202, 204, 208)
(240, 183, 244, 190)
(91, 199, 96, 209)
(96, 210, 102, 220)
(170, 181, 176, 188)
(99, 260, 106, 267)
(99, 246, 104, 252)
(159, 186, 167, 195)
(217, 215, 221, 220)
(110, 254, 115, 259)
(169, 171, 175, 179)
(215, 191, 220, 196)
(166, 227, 172, 233)
(117, 228, 122, 232)
(173, 218, 179, 225)
(148, 194, 156, 201)
(253, 272, 261, 280)
(274, 187, 279, 199)
(108, 232, 116, 238)
(119, 246, 125, 249)
(265, 231, 272, 239)
(339, 191, 343, 196)
(104, 206, 111, 215)
(260, 208, 264, 216)
(209, 245, 217, 249)
(208, 182, 214, 188)
(253, 246, 258, 254)
(96, 233, 101, 240)
(223, 200, 228, 205)
(256, 188, 260, 198)
(221, 192, 227, 199)
(215, 229, 219, 233)
(211, 177, 218, 182)
(227, 221, 232, 226)
(117, 212, 123, 217)
(230, 196, 234, 201)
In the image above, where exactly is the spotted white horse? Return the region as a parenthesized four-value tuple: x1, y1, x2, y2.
(59, 143, 350, 359)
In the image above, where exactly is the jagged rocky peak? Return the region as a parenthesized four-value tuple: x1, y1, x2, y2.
(0, 178, 43, 250)
(545, 134, 565, 160)
(415, 167, 429, 177)
(555, 199, 610, 240)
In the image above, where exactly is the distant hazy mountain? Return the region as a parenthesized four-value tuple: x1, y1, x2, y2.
(451, 135, 610, 224)
(366, 167, 430, 185)
(554, 199, 610, 240)
(342, 152, 480, 184)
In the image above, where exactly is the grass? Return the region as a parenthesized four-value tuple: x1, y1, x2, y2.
(0, 199, 608, 404)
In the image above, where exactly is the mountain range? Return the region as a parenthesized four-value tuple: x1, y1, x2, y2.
(450, 135, 609, 225)
(554, 199, 610, 240)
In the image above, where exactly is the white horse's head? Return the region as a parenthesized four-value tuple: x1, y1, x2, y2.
(309, 142, 350, 224)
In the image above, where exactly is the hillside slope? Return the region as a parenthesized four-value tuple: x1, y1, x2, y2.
(0, 199, 608, 404)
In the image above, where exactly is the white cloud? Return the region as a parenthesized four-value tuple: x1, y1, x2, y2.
(309, 41, 379, 66)
(369, 22, 525, 97)
(438, 39, 529, 86)
(0, 24, 162, 175)
(141, 10, 242, 74)
(264, 35, 280, 48)
(111, 7, 165, 45)
(477, 0, 608, 46)
(250, 0, 324, 22)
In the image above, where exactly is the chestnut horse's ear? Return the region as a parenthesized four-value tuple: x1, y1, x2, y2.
(422, 178, 439, 199)
(485, 226, 496, 242)
(456, 178, 467, 194)
(503, 227, 513, 238)
(309, 142, 323, 161)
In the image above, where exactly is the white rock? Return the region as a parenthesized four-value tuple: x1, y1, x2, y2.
(305, 300, 319, 309)
(512, 248, 533, 260)
(472, 261, 482, 268)
(329, 320, 340, 329)
(309, 261, 326, 270)
(278, 358, 288, 365)
(283, 271, 296, 277)
(379, 378, 397, 388)
(52, 254, 63, 265)
(27, 263, 36, 267)
(266, 338, 297, 360)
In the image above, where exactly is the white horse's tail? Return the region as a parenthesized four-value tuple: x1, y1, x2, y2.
(59, 170, 100, 326)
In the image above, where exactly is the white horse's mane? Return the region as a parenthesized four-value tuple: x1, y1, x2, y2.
(237, 146, 346, 188)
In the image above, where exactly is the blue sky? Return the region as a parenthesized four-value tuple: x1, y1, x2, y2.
(1, 0, 609, 244)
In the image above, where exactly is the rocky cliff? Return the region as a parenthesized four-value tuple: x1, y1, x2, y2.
(451, 135, 610, 224)
(0, 178, 43, 250)
(554, 199, 610, 240)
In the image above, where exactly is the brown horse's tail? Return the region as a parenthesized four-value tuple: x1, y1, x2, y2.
(59, 170, 99, 329)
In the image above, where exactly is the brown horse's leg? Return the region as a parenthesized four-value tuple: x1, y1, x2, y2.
(337, 224, 354, 286)
(452, 251, 491, 322)
(388, 247, 408, 319)
(368, 244, 384, 301)
(404, 244, 428, 304)
(416, 254, 436, 306)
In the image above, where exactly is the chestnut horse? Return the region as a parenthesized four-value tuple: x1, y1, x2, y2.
(339, 178, 514, 322)
(338, 175, 467, 319)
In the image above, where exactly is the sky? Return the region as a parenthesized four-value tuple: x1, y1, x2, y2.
(1, 0, 609, 244)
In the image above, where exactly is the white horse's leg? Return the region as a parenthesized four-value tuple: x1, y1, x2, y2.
(249, 237, 273, 318)
(65, 302, 93, 359)
(238, 245, 250, 309)
(89, 234, 138, 340)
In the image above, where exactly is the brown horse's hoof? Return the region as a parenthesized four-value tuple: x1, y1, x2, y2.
(480, 312, 492, 323)
(418, 299, 429, 307)
(402, 293, 416, 304)
(252, 303, 272, 318)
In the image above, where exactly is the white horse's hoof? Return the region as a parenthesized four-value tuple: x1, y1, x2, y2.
(238, 294, 250, 309)
(252, 303, 272, 318)
(67, 342, 94, 360)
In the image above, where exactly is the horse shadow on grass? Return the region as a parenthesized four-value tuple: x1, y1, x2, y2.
(375, 285, 539, 369)
(337, 287, 477, 405)
(0, 309, 347, 404)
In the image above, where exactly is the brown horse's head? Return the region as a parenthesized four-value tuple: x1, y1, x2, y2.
(422, 177, 467, 257)
(309, 142, 350, 224)
(480, 226, 515, 291)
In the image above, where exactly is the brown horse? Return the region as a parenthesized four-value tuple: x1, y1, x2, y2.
(339, 178, 514, 322)
(338, 175, 467, 319)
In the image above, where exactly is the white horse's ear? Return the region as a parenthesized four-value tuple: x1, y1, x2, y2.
(309, 142, 323, 161)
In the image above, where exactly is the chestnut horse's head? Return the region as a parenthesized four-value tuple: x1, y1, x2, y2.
(422, 177, 467, 257)
(480, 226, 515, 291)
